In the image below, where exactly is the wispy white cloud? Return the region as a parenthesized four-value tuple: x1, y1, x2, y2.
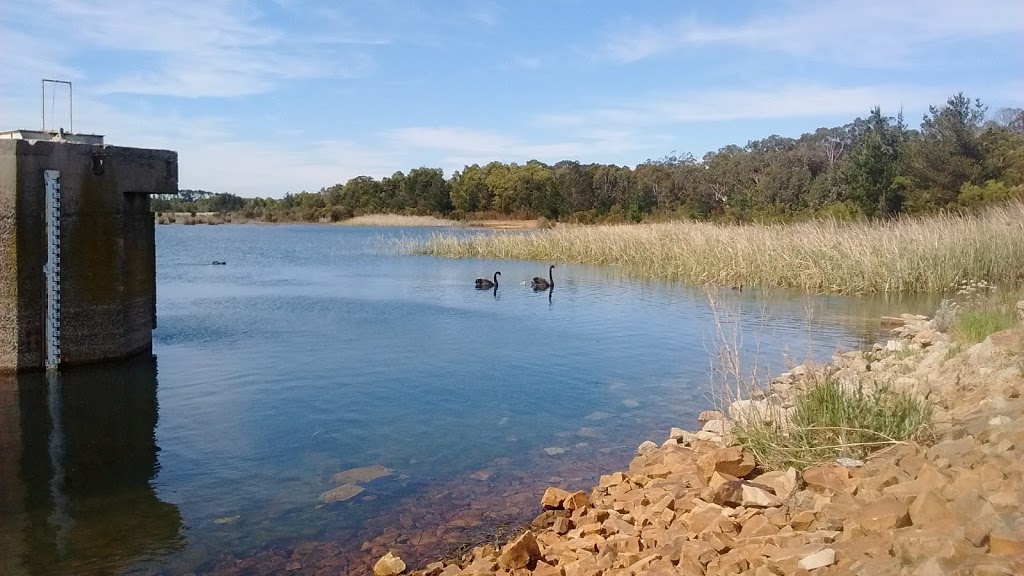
(385, 125, 666, 174)
(2, 0, 380, 98)
(601, 0, 1024, 65)
(387, 126, 581, 160)
(534, 83, 1024, 129)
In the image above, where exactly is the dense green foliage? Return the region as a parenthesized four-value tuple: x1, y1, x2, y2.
(153, 95, 1024, 223)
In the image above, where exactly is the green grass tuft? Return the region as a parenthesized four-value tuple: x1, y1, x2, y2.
(952, 308, 1019, 343)
(735, 377, 932, 471)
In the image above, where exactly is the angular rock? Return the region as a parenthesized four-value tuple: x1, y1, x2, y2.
(908, 490, 955, 527)
(637, 440, 659, 455)
(785, 510, 816, 533)
(989, 530, 1024, 556)
(836, 457, 864, 468)
(563, 490, 590, 511)
(669, 427, 696, 445)
(742, 484, 782, 508)
(698, 410, 726, 423)
(531, 561, 560, 576)
(711, 480, 745, 508)
(893, 528, 972, 564)
(709, 471, 738, 489)
(541, 487, 570, 509)
(685, 503, 725, 534)
(849, 495, 911, 534)
(373, 552, 406, 576)
(738, 514, 779, 539)
(497, 531, 541, 570)
(773, 467, 799, 500)
(697, 447, 756, 480)
(797, 548, 836, 571)
(701, 419, 729, 435)
(461, 558, 497, 574)
(913, 330, 937, 347)
(729, 398, 774, 424)
(803, 465, 855, 495)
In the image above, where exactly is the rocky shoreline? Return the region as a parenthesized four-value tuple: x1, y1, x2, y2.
(374, 310, 1024, 576)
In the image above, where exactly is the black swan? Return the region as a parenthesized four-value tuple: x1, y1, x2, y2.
(531, 265, 555, 290)
(475, 271, 500, 289)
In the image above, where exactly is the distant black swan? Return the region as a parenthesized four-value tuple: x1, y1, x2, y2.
(475, 271, 500, 289)
(531, 265, 555, 290)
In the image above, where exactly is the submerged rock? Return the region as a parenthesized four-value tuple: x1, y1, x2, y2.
(319, 484, 364, 504)
(332, 464, 392, 485)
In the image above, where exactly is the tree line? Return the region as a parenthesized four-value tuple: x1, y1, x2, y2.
(153, 93, 1024, 224)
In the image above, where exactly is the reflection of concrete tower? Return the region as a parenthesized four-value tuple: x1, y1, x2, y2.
(0, 354, 184, 576)
(0, 376, 29, 576)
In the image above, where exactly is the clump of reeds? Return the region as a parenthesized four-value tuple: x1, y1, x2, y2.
(339, 214, 461, 227)
(415, 202, 1024, 294)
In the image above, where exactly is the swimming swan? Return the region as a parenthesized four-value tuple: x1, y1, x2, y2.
(475, 271, 500, 289)
(531, 265, 554, 290)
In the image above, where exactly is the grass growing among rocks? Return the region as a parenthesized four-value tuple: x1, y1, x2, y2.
(953, 308, 1019, 343)
(734, 377, 933, 471)
(415, 201, 1024, 294)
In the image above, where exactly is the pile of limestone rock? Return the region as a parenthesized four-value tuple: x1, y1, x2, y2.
(376, 309, 1024, 576)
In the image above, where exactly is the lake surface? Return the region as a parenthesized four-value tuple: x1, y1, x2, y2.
(0, 225, 940, 575)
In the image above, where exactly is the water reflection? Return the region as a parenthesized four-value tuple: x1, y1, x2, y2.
(0, 355, 184, 576)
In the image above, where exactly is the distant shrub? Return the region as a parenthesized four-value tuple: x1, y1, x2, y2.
(959, 180, 1023, 207)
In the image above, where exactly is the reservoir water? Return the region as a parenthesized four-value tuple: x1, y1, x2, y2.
(0, 225, 939, 575)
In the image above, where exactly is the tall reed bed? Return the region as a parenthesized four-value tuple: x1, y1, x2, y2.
(415, 202, 1024, 294)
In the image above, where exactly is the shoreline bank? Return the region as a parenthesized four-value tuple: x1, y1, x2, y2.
(153, 213, 544, 230)
(369, 309, 1024, 576)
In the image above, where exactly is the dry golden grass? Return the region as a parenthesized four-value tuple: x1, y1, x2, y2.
(339, 214, 461, 227)
(415, 202, 1024, 294)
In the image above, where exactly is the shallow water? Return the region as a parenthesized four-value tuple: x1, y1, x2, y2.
(0, 225, 940, 575)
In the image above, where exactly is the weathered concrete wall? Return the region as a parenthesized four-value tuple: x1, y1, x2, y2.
(0, 144, 20, 370)
(0, 139, 177, 372)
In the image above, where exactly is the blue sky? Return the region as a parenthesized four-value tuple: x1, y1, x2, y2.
(1, 0, 1022, 197)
